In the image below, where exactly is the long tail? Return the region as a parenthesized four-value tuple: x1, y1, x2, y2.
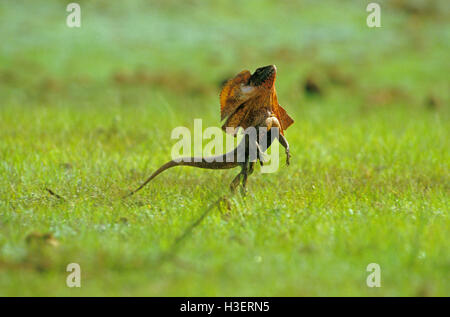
(123, 160, 180, 198)
(123, 156, 240, 198)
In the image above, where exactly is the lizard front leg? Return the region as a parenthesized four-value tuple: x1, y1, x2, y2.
(278, 133, 290, 166)
(255, 141, 265, 166)
(265, 116, 291, 166)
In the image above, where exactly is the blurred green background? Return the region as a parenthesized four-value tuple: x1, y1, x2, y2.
(0, 0, 448, 296)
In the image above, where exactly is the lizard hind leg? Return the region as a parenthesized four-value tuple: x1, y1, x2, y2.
(230, 162, 251, 196)
(240, 161, 255, 195)
(242, 161, 254, 187)
(229, 171, 242, 193)
(229, 161, 250, 194)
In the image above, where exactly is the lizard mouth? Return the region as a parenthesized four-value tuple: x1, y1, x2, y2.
(248, 65, 277, 88)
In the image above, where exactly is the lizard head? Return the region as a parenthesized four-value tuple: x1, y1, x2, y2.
(221, 65, 290, 130)
(248, 65, 276, 89)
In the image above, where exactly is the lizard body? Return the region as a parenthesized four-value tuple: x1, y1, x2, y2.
(124, 65, 293, 197)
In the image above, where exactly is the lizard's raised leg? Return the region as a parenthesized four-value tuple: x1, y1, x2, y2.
(265, 116, 291, 166)
(255, 142, 265, 166)
(278, 133, 290, 165)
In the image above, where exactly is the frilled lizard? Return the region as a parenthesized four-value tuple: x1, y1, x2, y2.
(124, 65, 294, 197)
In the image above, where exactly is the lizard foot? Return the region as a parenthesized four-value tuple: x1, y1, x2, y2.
(230, 173, 241, 193)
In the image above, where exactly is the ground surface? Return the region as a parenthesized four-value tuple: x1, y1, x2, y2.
(0, 1, 449, 296)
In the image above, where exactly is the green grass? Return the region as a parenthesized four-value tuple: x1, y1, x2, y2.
(0, 0, 449, 296)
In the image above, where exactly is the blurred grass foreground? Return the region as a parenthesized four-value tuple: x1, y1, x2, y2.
(0, 0, 449, 296)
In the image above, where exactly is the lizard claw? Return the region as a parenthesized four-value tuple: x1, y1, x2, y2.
(258, 152, 268, 166)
